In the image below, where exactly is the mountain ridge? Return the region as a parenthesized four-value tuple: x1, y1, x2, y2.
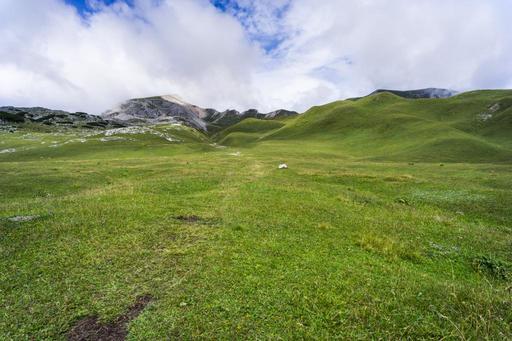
(0, 106, 123, 130)
(101, 95, 299, 132)
(370, 88, 458, 99)
(216, 89, 512, 163)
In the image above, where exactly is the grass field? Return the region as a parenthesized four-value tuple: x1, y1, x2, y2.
(1, 91, 511, 339)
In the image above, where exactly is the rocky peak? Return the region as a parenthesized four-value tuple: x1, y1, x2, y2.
(102, 95, 299, 132)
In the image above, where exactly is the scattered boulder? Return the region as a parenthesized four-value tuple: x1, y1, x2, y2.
(7, 215, 40, 222)
(278, 163, 288, 169)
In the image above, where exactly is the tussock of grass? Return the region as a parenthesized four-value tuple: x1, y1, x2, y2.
(356, 233, 423, 262)
(472, 255, 511, 281)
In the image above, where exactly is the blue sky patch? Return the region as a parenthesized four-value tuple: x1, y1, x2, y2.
(210, 0, 291, 53)
(64, 0, 133, 15)
(65, 0, 289, 53)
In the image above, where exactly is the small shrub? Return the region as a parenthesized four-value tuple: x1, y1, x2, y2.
(472, 255, 510, 281)
(317, 222, 333, 230)
(395, 198, 411, 205)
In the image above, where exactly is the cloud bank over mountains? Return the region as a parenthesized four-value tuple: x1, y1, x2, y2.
(1, 0, 511, 114)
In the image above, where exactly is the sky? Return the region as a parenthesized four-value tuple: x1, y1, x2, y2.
(1, 0, 512, 114)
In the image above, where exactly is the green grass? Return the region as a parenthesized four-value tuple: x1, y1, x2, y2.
(218, 90, 512, 163)
(1, 91, 511, 339)
(216, 118, 286, 146)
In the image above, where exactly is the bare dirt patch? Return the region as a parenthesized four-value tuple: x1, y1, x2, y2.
(67, 295, 152, 341)
(175, 215, 202, 223)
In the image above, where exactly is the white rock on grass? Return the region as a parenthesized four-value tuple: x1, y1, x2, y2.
(210, 143, 227, 149)
(102, 126, 180, 142)
(0, 148, 16, 154)
(279, 163, 288, 169)
(478, 113, 493, 121)
(100, 136, 128, 142)
(8, 215, 40, 222)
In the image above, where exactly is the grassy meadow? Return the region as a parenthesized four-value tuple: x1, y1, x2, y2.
(1, 91, 511, 339)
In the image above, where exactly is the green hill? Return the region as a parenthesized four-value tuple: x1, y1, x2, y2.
(217, 90, 512, 163)
(1, 90, 512, 339)
(215, 118, 285, 146)
(0, 124, 211, 162)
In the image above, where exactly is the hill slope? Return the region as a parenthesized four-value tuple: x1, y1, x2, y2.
(218, 90, 512, 163)
(369, 88, 457, 99)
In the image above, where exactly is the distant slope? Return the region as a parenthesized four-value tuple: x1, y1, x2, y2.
(215, 118, 286, 146)
(219, 90, 512, 163)
(4, 89, 511, 163)
(370, 88, 457, 99)
(0, 123, 210, 162)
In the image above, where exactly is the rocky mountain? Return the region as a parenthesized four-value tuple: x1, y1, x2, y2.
(1, 89, 459, 133)
(102, 95, 210, 131)
(0, 106, 124, 129)
(370, 88, 457, 99)
(102, 95, 299, 132)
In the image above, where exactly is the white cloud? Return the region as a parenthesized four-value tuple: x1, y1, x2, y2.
(264, 0, 512, 109)
(0, 0, 261, 113)
(1, 0, 511, 114)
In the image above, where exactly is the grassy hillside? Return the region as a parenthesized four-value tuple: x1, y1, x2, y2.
(0, 124, 211, 162)
(215, 118, 285, 146)
(218, 90, 512, 163)
(1, 91, 511, 339)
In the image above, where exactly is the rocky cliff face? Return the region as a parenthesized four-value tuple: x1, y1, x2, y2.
(0, 106, 122, 129)
(102, 95, 299, 132)
(102, 95, 210, 131)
